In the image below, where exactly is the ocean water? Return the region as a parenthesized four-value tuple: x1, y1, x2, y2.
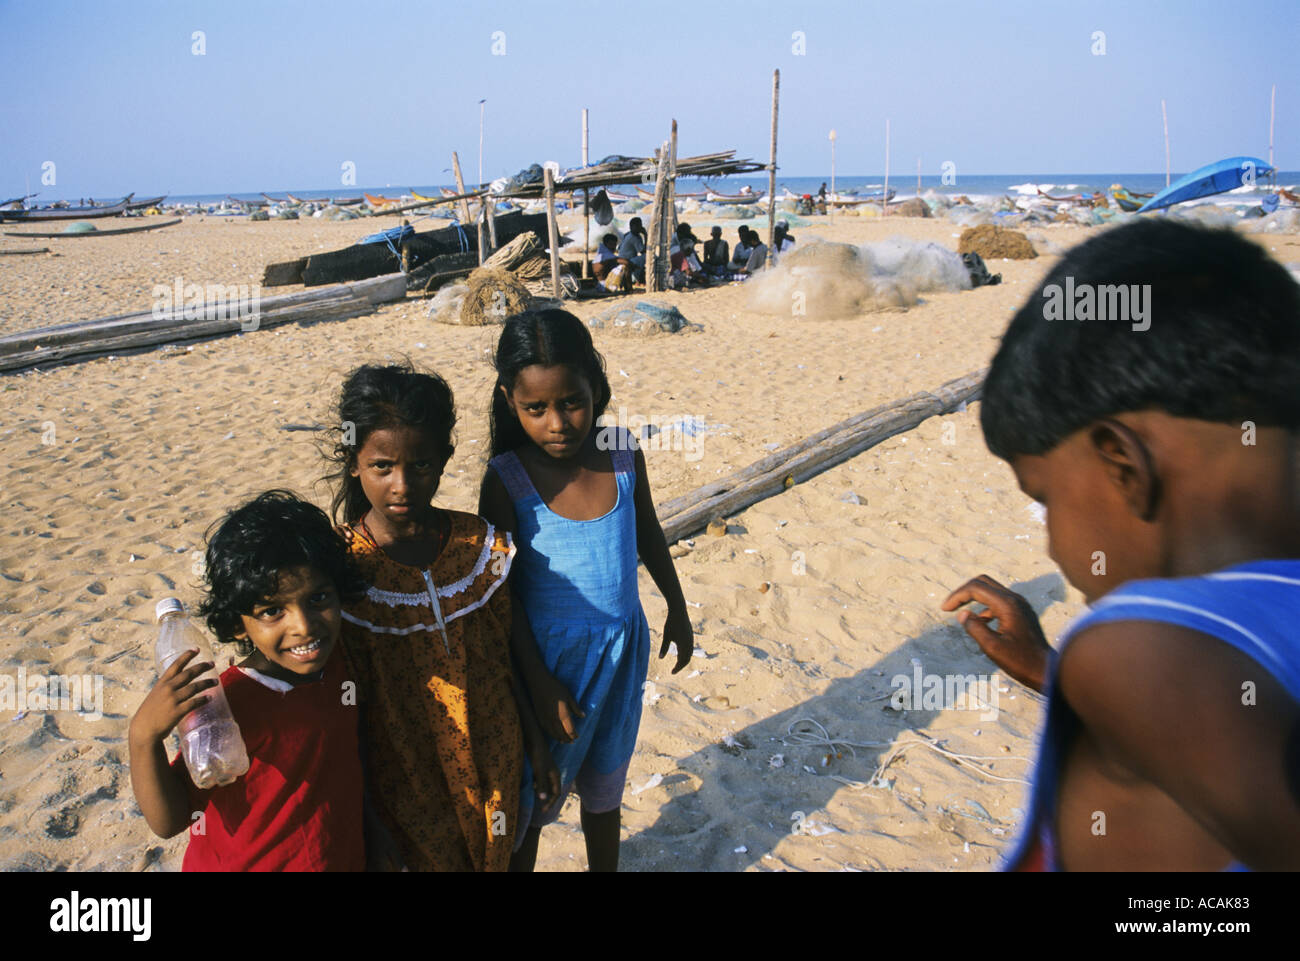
(164, 170, 1298, 209)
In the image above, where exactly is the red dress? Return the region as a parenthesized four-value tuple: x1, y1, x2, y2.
(173, 651, 365, 871)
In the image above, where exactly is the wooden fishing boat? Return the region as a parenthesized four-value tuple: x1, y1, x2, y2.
(126, 195, 166, 210)
(633, 185, 706, 201)
(411, 190, 440, 203)
(705, 185, 763, 204)
(262, 193, 289, 204)
(364, 192, 403, 208)
(0, 198, 130, 222)
(4, 218, 182, 239)
(91, 192, 135, 207)
(229, 195, 267, 208)
(331, 196, 364, 206)
(286, 193, 313, 205)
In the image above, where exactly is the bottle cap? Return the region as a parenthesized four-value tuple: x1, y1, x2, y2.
(155, 598, 185, 623)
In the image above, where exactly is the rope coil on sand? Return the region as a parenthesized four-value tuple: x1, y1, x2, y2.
(782, 717, 1031, 789)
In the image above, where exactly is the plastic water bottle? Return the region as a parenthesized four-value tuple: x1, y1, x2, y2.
(154, 598, 249, 789)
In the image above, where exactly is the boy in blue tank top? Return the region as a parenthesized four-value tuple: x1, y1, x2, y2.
(942, 218, 1300, 871)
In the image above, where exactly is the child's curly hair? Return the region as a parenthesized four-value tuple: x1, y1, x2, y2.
(196, 490, 368, 655)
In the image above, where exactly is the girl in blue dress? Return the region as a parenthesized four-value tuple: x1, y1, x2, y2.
(479, 308, 693, 872)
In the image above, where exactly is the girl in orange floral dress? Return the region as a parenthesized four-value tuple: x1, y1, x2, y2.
(326, 363, 548, 871)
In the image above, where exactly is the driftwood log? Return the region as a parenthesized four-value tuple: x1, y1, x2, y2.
(656, 369, 986, 542)
(0, 274, 406, 374)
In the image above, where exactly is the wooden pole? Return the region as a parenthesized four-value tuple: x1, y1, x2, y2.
(767, 69, 779, 266)
(882, 118, 890, 215)
(582, 107, 590, 280)
(647, 143, 671, 292)
(668, 118, 679, 238)
(544, 166, 561, 299)
(451, 150, 476, 248)
(486, 194, 497, 250)
(1161, 99, 1171, 189)
(829, 128, 836, 225)
(1269, 84, 1276, 171)
(477, 206, 487, 263)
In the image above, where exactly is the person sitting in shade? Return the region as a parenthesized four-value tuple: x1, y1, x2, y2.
(592, 233, 629, 291)
(772, 220, 796, 264)
(617, 217, 646, 282)
(730, 227, 752, 270)
(733, 227, 768, 276)
(669, 223, 708, 288)
(701, 227, 730, 278)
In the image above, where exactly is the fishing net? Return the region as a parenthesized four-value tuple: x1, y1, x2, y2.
(587, 299, 697, 336)
(745, 238, 973, 319)
(957, 225, 1037, 260)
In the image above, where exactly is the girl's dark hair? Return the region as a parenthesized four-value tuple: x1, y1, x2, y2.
(981, 218, 1300, 460)
(196, 490, 367, 654)
(326, 363, 456, 526)
(489, 308, 611, 457)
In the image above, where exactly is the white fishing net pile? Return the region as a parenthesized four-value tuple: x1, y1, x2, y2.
(745, 237, 972, 319)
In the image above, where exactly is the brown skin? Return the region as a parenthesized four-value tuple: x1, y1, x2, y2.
(942, 413, 1300, 869)
(128, 567, 350, 839)
(480, 362, 693, 871)
(351, 424, 562, 825)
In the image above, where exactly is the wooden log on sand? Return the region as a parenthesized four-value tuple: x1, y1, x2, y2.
(0, 274, 407, 374)
(656, 369, 986, 542)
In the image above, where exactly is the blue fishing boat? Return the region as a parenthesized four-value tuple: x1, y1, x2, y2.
(1137, 156, 1275, 214)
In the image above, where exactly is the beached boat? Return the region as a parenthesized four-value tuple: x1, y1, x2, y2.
(4, 218, 182, 239)
(331, 196, 364, 206)
(1137, 156, 1275, 214)
(364, 192, 403, 208)
(126, 195, 166, 210)
(1109, 186, 1145, 212)
(411, 190, 440, 203)
(633, 185, 705, 201)
(705, 185, 764, 204)
(286, 193, 315, 205)
(0, 198, 131, 222)
(262, 193, 288, 204)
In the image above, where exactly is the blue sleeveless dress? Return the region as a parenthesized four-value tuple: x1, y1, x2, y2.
(1005, 559, 1300, 871)
(488, 428, 651, 828)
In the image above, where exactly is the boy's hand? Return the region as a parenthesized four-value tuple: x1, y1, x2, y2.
(941, 575, 1051, 693)
(529, 741, 562, 813)
(660, 605, 694, 674)
(530, 671, 583, 743)
(128, 649, 217, 746)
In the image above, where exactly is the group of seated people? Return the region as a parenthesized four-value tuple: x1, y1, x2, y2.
(591, 218, 795, 291)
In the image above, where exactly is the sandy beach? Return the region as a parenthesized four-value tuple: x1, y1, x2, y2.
(2, 211, 1297, 871)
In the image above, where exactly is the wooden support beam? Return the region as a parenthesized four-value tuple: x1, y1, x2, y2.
(544, 166, 562, 299)
(582, 107, 590, 280)
(451, 151, 477, 243)
(767, 69, 779, 265)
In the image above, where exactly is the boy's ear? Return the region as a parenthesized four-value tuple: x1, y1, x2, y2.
(1088, 419, 1161, 521)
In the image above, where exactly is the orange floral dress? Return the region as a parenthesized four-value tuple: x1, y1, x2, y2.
(340, 511, 522, 872)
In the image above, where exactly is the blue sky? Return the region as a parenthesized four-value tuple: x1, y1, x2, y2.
(2, 0, 1295, 197)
